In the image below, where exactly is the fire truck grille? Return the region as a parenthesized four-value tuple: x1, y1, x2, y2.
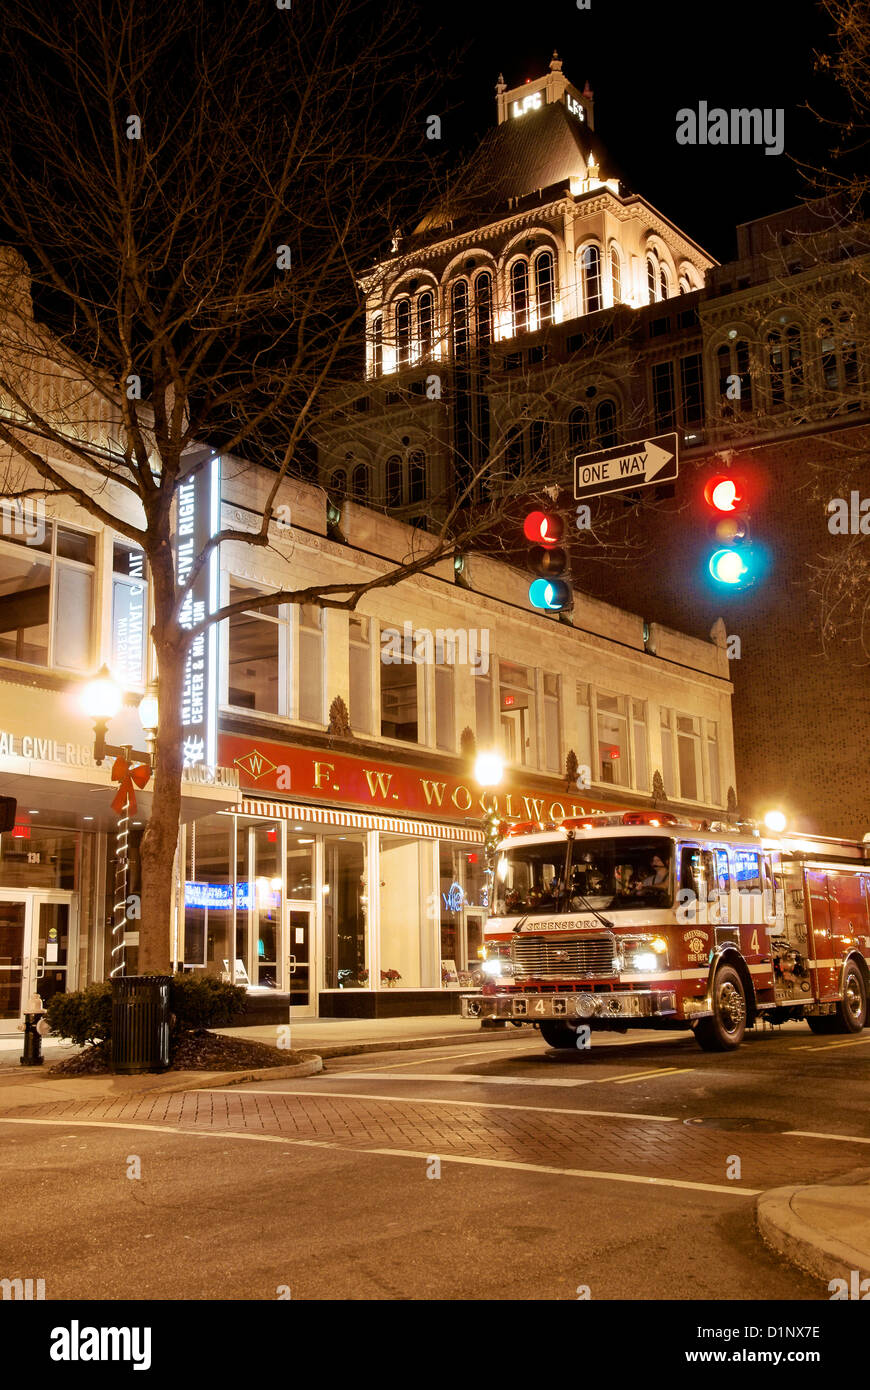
(510, 934, 617, 980)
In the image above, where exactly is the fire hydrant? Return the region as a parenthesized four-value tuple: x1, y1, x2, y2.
(18, 993, 47, 1067)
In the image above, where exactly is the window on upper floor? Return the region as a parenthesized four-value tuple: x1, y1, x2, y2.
(381, 647, 419, 743)
(647, 252, 671, 304)
(819, 311, 859, 392)
(452, 279, 469, 356)
(767, 324, 804, 405)
(528, 419, 550, 470)
(0, 520, 95, 673)
(535, 250, 555, 325)
(717, 339, 752, 415)
(542, 672, 561, 774)
(679, 353, 704, 426)
(659, 264, 671, 300)
(395, 299, 411, 368)
(594, 399, 618, 449)
(408, 450, 427, 504)
(371, 315, 383, 377)
(226, 579, 283, 715)
(510, 259, 529, 334)
(417, 292, 434, 359)
(298, 603, 324, 724)
(581, 244, 601, 314)
(385, 454, 402, 508)
(660, 709, 704, 801)
(351, 463, 370, 500)
(651, 361, 676, 430)
(568, 406, 589, 454)
(348, 614, 372, 735)
(330, 468, 347, 496)
(596, 691, 629, 785)
(499, 660, 536, 766)
(475, 272, 493, 348)
(610, 245, 622, 305)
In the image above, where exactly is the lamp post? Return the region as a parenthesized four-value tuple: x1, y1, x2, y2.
(473, 750, 504, 910)
(81, 667, 158, 977)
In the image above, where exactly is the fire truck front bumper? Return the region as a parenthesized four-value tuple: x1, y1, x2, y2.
(461, 990, 677, 1022)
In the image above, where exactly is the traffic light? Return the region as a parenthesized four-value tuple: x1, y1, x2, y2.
(524, 509, 572, 611)
(703, 472, 757, 588)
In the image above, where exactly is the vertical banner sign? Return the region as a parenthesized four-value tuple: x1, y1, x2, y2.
(174, 456, 220, 768)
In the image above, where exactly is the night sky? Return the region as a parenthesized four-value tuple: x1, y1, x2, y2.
(431, 0, 840, 262)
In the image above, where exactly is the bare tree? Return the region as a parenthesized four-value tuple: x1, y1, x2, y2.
(0, 0, 616, 971)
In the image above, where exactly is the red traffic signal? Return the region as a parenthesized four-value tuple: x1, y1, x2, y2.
(523, 511, 563, 546)
(704, 475, 743, 512)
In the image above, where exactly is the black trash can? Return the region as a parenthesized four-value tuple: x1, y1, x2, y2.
(111, 975, 171, 1074)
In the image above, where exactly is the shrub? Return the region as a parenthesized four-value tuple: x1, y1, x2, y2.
(169, 974, 247, 1032)
(46, 981, 112, 1047)
(46, 973, 247, 1045)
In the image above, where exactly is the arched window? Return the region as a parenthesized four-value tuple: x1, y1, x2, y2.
(395, 299, 411, 367)
(510, 258, 529, 333)
(568, 406, 589, 453)
(417, 292, 434, 359)
(475, 272, 492, 348)
(735, 340, 752, 410)
(786, 324, 803, 388)
(385, 455, 403, 508)
(581, 245, 601, 314)
(528, 420, 550, 469)
(717, 343, 732, 399)
(679, 277, 689, 294)
(659, 264, 671, 300)
(371, 315, 383, 377)
(535, 251, 555, 325)
(330, 469, 347, 495)
(647, 255, 658, 304)
(609, 246, 622, 305)
(451, 279, 469, 356)
(768, 331, 785, 403)
(408, 450, 427, 504)
(595, 400, 617, 449)
(352, 463, 369, 499)
(820, 318, 838, 390)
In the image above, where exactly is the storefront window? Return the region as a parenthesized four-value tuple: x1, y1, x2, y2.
(440, 842, 483, 974)
(379, 834, 421, 987)
(253, 821, 281, 987)
(0, 824, 80, 890)
(286, 833, 314, 898)
(183, 814, 233, 975)
(323, 834, 366, 988)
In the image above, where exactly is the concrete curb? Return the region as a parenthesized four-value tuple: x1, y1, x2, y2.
(756, 1184, 870, 1287)
(151, 1055, 323, 1093)
(303, 1027, 529, 1061)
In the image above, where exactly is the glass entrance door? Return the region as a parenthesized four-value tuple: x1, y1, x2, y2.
(0, 891, 77, 1028)
(288, 906, 314, 1015)
(0, 897, 26, 1022)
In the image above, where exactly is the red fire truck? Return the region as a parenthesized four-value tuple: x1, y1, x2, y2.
(461, 811, 870, 1051)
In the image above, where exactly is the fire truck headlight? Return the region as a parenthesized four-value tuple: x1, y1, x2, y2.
(631, 952, 658, 972)
(482, 958, 513, 978)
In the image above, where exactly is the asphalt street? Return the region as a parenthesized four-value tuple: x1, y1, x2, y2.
(1, 1020, 868, 1300)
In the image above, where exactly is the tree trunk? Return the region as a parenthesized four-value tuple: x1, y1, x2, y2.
(138, 631, 187, 975)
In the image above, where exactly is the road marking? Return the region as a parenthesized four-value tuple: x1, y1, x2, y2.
(0, 1116, 758, 1197)
(193, 1086, 681, 1124)
(611, 1066, 691, 1085)
(789, 1037, 870, 1052)
(785, 1129, 870, 1145)
(338, 1044, 537, 1072)
(319, 1071, 598, 1088)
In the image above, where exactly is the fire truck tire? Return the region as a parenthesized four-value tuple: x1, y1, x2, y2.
(539, 1021, 580, 1049)
(694, 966, 747, 1051)
(831, 963, 867, 1034)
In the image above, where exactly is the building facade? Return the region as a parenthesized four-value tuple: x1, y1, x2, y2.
(314, 58, 870, 838)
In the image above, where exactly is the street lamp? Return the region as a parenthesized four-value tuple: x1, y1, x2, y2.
(763, 810, 787, 833)
(81, 667, 157, 977)
(474, 751, 504, 788)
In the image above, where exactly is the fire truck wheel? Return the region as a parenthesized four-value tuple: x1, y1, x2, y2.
(831, 963, 867, 1034)
(694, 966, 747, 1051)
(539, 1021, 581, 1049)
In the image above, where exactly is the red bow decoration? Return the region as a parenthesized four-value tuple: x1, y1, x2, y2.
(110, 757, 152, 815)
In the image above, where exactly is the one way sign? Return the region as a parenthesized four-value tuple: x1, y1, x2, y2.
(573, 432, 679, 501)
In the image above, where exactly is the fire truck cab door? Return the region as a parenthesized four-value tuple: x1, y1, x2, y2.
(805, 870, 839, 1001)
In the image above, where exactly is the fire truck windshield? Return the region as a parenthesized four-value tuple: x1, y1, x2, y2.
(494, 837, 674, 915)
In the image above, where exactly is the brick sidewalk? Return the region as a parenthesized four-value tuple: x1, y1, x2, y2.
(4, 1087, 869, 1193)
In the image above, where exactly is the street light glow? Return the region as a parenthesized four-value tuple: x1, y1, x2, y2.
(764, 810, 787, 832)
(138, 691, 159, 733)
(81, 666, 123, 720)
(474, 751, 504, 787)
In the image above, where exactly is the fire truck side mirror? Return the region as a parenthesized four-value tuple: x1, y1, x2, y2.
(0, 797, 17, 833)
